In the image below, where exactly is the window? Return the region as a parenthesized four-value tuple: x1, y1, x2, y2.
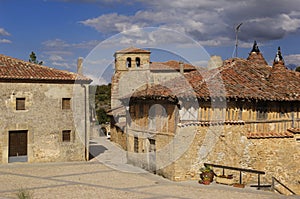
(62, 130, 71, 142)
(134, 137, 138, 153)
(16, 98, 25, 110)
(136, 57, 141, 67)
(126, 57, 132, 68)
(62, 98, 71, 110)
(149, 139, 156, 152)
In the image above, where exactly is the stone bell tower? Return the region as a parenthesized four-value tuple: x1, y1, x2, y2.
(114, 47, 151, 71)
(111, 47, 151, 111)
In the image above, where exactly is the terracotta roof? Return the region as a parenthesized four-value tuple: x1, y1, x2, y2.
(0, 54, 92, 83)
(150, 61, 197, 71)
(247, 132, 294, 139)
(129, 84, 178, 102)
(178, 120, 245, 127)
(127, 52, 300, 102)
(115, 47, 151, 54)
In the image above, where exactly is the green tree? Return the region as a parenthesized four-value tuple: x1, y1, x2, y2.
(96, 108, 110, 124)
(29, 51, 43, 65)
(296, 66, 300, 72)
(89, 84, 111, 124)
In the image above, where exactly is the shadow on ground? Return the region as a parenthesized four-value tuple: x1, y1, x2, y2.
(89, 145, 107, 160)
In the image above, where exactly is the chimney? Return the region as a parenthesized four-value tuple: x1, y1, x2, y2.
(77, 57, 83, 75)
(179, 61, 184, 74)
(208, 55, 223, 69)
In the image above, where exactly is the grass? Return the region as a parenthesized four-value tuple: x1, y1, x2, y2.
(16, 188, 33, 199)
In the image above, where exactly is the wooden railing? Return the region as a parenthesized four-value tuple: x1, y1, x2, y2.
(204, 163, 266, 189)
(271, 177, 296, 195)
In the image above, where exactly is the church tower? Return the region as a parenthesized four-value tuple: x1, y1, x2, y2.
(114, 47, 151, 71)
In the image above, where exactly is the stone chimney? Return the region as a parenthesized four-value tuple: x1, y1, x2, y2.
(179, 61, 184, 74)
(77, 57, 83, 75)
(208, 55, 223, 69)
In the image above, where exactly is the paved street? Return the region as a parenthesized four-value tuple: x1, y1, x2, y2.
(0, 137, 297, 199)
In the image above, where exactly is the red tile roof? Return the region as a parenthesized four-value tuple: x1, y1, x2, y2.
(150, 61, 197, 71)
(127, 52, 300, 102)
(0, 54, 92, 83)
(247, 132, 294, 139)
(178, 120, 245, 127)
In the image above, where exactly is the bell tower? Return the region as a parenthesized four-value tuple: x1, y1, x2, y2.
(114, 47, 151, 71)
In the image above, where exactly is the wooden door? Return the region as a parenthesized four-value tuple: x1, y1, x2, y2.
(9, 130, 27, 157)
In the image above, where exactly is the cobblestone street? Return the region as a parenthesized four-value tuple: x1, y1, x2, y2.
(0, 138, 297, 199)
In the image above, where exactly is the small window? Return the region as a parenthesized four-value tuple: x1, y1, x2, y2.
(134, 137, 138, 153)
(62, 98, 71, 110)
(149, 139, 156, 152)
(136, 57, 141, 67)
(16, 98, 25, 110)
(62, 130, 71, 142)
(126, 57, 132, 68)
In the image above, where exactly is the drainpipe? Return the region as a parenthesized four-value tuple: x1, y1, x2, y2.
(81, 84, 89, 161)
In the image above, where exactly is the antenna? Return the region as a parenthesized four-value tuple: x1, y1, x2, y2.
(234, 22, 243, 57)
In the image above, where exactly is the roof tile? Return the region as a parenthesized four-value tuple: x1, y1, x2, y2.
(0, 54, 92, 83)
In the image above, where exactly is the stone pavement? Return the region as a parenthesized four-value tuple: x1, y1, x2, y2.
(0, 137, 298, 199)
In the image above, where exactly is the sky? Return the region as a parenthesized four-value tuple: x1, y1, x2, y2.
(1, 0, 300, 84)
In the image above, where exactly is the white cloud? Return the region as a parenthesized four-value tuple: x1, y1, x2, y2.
(49, 55, 65, 62)
(42, 39, 70, 49)
(0, 39, 12, 44)
(52, 61, 72, 68)
(80, 0, 300, 47)
(0, 28, 10, 36)
(43, 39, 100, 50)
(285, 54, 300, 66)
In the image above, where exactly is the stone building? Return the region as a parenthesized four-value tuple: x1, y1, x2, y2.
(111, 43, 300, 194)
(0, 54, 92, 163)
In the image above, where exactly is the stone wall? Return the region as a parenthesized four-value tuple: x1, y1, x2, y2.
(0, 82, 89, 163)
(171, 124, 300, 194)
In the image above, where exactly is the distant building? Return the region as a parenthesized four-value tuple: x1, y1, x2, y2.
(0, 54, 92, 163)
(111, 43, 300, 194)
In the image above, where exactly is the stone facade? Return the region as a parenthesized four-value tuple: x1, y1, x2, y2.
(0, 54, 91, 164)
(111, 45, 300, 194)
(125, 100, 300, 194)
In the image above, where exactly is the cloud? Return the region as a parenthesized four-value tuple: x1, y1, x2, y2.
(42, 39, 70, 49)
(0, 28, 10, 36)
(42, 39, 100, 50)
(41, 39, 101, 70)
(80, 0, 300, 47)
(0, 39, 12, 44)
(285, 54, 300, 66)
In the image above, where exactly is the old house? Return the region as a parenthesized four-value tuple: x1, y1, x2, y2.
(0, 54, 92, 163)
(111, 43, 300, 194)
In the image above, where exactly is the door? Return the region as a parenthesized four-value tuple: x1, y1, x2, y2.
(148, 138, 156, 173)
(8, 130, 28, 162)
